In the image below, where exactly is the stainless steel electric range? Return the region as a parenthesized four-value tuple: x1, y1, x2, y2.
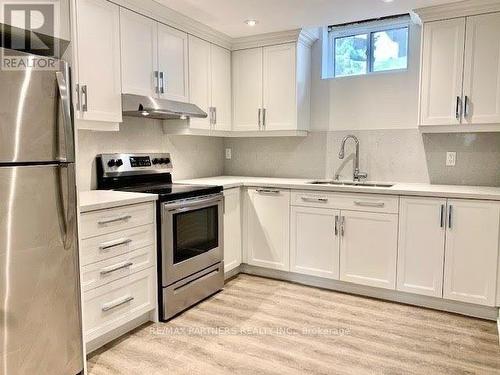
(97, 153, 224, 320)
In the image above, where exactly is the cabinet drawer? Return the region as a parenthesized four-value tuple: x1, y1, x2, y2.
(80, 202, 154, 239)
(80, 224, 155, 266)
(83, 268, 155, 343)
(291, 191, 398, 213)
(81, 245, 155, 292)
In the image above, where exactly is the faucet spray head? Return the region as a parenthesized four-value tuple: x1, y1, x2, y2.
(338, 150, 345, 159)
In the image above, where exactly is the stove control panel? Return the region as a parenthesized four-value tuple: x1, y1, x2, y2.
(98, 153, 173, 177)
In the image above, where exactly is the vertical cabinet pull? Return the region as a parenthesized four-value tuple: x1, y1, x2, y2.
(448, 205, 453, 229)
(213, 107, 217, 125)
(262, 108, 266, 129)
(464, 96, 469, 118)
(455, 96, 461, 121)
(258, 108, 262, 129)
(159, 71, 165, 94)
(440, 204, 445, 228)
(340, 216, 345, 237)
(334, 215, 339, 236)
(154, 71, 159, 94)
(81, 85, 88, 112)
(75, 84, 81, 111)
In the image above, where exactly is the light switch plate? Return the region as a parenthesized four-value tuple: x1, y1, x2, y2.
(225, 148, 232, 160)
(446, 152, 456, 167)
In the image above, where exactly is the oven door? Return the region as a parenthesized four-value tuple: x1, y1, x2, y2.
(161, 194, 224, 286)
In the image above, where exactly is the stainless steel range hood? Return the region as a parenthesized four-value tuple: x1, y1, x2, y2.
(122, 93, 207, 120)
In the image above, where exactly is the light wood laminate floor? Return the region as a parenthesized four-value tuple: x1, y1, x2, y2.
(88, 274, 500, 375)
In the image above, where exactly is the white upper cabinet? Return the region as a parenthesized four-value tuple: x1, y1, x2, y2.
(188, 35, 212, 130)
(263, 44, 297, 131)
(120, 8, 158, 97)
(443, 200, 500, 306)
(397, 197, 446, 298)
(232, 47, 263, 131)
(244, 188, 290, 271)
(157, 24, 189, 102)
(420, 18, 466, 126)
(290, 206, 340, 279)
(74, 0, 122, 125)
(233, 42, 311, 133)
(462, 12, 500, 125)
(210, 44, 232, 131)
(339, 210, 398, 290)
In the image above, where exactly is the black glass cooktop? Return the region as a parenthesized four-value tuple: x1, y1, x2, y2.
(117, 183, 222, 202)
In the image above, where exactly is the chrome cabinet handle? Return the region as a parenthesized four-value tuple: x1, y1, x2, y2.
(154, 71, 159, 94)
(75, 83, 81, 112)
(340, 216, 345, 237)
(159, 71, 165, 94)
(213, 107, 217, 125)
(258, 108, 262, 128)
(262, 108, 266, 128)
(455, 96, 461, 121)
(102, 296, 134, 312)
(354, 201, 385, 208)
(334, 215, 339, 236)
(448, 205, 453, 229)
(440, 204, 445, 228)
(98, 215, 132, 225)
(301, 196, 328, 203)
(81, 85, 88, 112)
(464, 95, 469, 118)
(256, 188, 280, 194)
(99, 238, 132, 250)
(100, 261, 133, 275)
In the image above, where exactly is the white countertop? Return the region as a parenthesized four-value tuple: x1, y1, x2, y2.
(177, 176, 500, 201)
(79, 190, 158, 213)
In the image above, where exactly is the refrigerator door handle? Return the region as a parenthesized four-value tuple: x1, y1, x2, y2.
(58, 163, 77, 250)
(55, 62, 75, 163)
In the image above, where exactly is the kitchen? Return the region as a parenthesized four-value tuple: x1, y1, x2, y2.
(1, 0, 500, 374)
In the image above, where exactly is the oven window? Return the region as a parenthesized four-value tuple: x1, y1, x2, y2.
(173, 206, 218, 264)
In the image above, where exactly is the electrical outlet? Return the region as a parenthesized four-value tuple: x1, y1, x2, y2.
(446, 152, 456, 167)
(225, 148, 232, 160)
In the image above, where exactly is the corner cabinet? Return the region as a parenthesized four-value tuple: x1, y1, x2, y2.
(73, 0, 122, 129)
(232, 42, 311, 133)
(419, 12, 500, 127)
(188, 36, 232, 131)
(244, 188, 290, 271)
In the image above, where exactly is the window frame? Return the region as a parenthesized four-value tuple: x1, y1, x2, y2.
(324, 15, 411, 79)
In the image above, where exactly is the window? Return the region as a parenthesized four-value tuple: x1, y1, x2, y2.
(323, 15, 410, 79)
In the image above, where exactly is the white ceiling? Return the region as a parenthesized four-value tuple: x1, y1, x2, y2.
(154, 0, 462, 38)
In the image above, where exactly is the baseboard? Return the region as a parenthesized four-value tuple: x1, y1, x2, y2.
(224, 265, 242, 281)
(238, 264, 499, 321)
(85, 311, 154, 355)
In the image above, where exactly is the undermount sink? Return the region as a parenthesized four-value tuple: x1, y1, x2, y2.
(308, 181, 394, 188)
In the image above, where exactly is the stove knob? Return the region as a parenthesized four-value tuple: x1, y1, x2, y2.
(107, 159, 116, 167)
(160, 158, 167, 164)
(152, 158, 160, 165)
(115, 159, 123, 167)
(165, 158, 171, 164)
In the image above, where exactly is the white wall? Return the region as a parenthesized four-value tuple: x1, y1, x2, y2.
(311, 23, 421, 131)
(77, 118, 224, 190)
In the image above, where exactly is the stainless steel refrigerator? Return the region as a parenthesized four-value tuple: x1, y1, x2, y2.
(0, 49, 84, 374)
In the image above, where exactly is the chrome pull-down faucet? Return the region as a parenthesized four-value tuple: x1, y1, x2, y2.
(338, 135, 368, 182)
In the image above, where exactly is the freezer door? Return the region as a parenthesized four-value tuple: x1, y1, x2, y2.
(0, 49, 74, 163)
(0, 164, 83, 375)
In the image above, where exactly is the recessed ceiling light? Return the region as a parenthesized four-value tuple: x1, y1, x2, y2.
(244, 19, 258, 26)
(382, 0, 394, 2)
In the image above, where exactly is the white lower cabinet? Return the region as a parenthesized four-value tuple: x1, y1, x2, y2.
(245, 188, 290, 271)
(290, 206, 340, 279)
(80, 202, 157, 348)
(397, 197, 446, 297)
(339, 210, 398, 290)
(443, 199, 500, 306)
(223, 188, 242, 273)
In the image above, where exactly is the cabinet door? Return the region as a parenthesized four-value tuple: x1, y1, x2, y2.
(397, 197, 446, 297)
(120, 8, 158, 97)
(462, 13, 500, 125)
(157, 23, 189, 102)
(245, 188, 290, 271)
(290, 206, 340, 279)
(443, 200, 500, 306)
(223, 188, 242, 273)
(188, 35, 211, 130)
(420, 18, 466, 126)
(263, 44, 297, 130)
(75, 0, 122, 122)
(232, 48, 262, 131)
(211, 44, 232, 131)
(339, 211, 398, 289)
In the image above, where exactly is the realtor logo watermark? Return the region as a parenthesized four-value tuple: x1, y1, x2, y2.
(1, 1, 60, 70)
